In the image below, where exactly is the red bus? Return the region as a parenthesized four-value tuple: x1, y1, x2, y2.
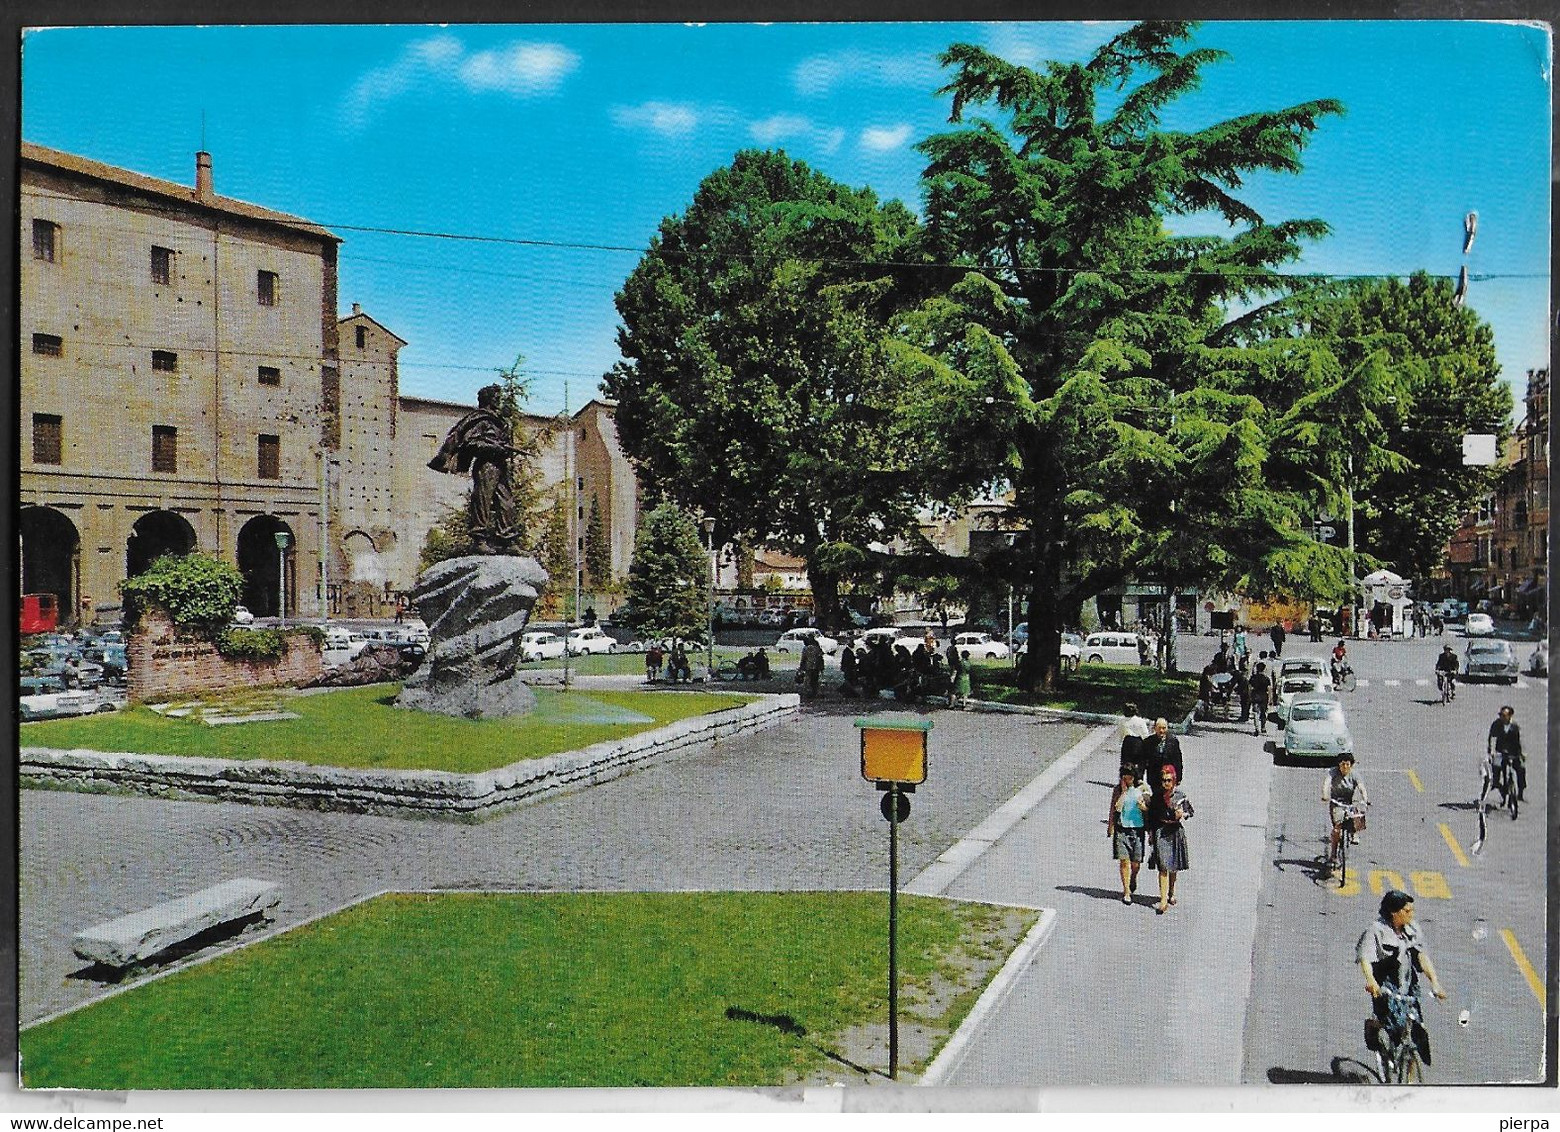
(21, 592, 59, 635)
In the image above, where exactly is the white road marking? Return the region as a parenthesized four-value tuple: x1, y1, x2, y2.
(1415, 679, 1430, 686)
(1384, 679, 1402, 686)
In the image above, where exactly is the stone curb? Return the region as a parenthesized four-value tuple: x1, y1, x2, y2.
(21, 693, 798, 821)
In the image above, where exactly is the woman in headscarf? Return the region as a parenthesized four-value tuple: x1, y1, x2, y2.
(1146, 763, 1194, 914)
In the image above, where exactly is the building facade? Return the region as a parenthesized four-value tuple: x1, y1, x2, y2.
(21, 143, 641, 627)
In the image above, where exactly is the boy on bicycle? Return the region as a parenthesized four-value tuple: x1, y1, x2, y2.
(1434, 645, 1459, 698)
(1358, 891, 1448, 1058)
(1330, 639, 1350, 686)
(1323, 753, 1367, 866)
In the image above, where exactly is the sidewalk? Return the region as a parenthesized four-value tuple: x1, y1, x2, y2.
(923, 717, 1276, 1087)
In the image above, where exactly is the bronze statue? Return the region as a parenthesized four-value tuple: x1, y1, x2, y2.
(427, 384, 522, 555)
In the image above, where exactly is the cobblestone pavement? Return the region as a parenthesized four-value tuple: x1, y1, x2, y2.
(20, 700, 1086, 1023)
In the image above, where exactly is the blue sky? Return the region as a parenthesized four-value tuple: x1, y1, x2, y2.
(21, 20, 1551, 419)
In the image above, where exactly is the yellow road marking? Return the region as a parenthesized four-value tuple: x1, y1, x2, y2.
(1501, 930, 1546, 1008)
(1369, 869, 1408, 896)
(1410, 871, 1452, 899)
(1406, 769, 1424, 793)
(1439, 823, 1470, 867)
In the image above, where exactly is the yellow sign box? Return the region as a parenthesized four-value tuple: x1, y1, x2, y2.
(857, 718, 931, 784)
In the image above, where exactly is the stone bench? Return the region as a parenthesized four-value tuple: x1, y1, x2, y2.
(72, 878, 281, 968)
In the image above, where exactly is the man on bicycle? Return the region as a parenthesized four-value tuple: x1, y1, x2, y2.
(1434, 645, 1459, 699)
(1323, 753, 1367, 866)
(1330, 639, 1350, 686)
(1487, 705, 1526, 802)
(1358, 891, 1448, 1057)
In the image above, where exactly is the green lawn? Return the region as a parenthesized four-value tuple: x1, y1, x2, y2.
(19, 686, 755, 773)
(20, 891, 1036, 1089)
(973, 663, 1199, 721)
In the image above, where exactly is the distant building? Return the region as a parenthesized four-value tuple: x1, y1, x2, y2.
(20, 142, 640, 626)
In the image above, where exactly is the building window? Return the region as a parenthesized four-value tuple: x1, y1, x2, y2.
(258, 270, 278, 306)
(32, 414, 62, 465)
(152, 425, 178, 473)
(32, 219, 58, 262)
(258, 365, 281, 386)
(355, 325, 366, 349)
(258, 434, 280, 479)
(151, 245, 174, 285)
(31, 333, 63, 357)
(152, 350, 178, 373)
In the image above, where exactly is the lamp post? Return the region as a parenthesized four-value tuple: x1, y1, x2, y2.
(1003, 532, 1017, 668)
(273, 530, 292, 627)
(701, 517, 717, 679)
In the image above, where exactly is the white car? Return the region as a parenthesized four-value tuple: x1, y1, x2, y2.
(1277, 656, 1334, 694)
(521, 631, 566, 662)
(21, 688, 118, 722)
(1281, 695, 1353, 761)
(1464, 612, 1496, 637)
(775, 627, 839, 655)
(856, 627, 904, 652)
(1463, 639, 1518, 683)
(1528, 640, 1548, 676)
(566, 627, 618, 655)
(954, 632, 1009, 660)
(1275, 672, 1328, 726)
(1079, 632, 1146, 665)
(231, 605, 255, 625)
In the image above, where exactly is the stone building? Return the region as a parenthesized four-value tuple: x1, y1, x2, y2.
(20, 142, 641, 627)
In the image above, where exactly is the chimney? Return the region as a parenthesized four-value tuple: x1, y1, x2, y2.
(352, 303, 361, 315)
(195, 151, 213, 202)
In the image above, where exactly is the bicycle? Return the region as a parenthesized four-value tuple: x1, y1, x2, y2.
(1332, 660, 1358, 693)
(1329, 801, 1368, 885)
(1479, 753, 1520, 822)
(1437, 670, 1456, 704)
(1367, 985, 1428, 1084)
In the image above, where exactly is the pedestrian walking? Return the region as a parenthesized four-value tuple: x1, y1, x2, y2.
(1233, 626, 1248, 661)
(1249, 663, 1273, 735)
(1119, 701, 1151, 767)
(798, 635, 825, 698)
(1308, 614, 1321, 643)
(1270, 621, 1286, 657)
(946, 641, 972, 709)
(1138, 717, 1183, 783)
(1146, 764, 1194, 914)
(1108, 764, 1151, 905)
(1234, 663, 1251, 723)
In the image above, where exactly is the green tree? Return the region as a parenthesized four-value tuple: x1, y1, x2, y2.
(621, 502, 709, 646)
(905, 22, 1345, 686)
(535, 492, 574, 618)
(607, 149, 925, 632)
(418, 506, 473, 573)
(584, 495, 611, 590)
(120, 553, 243, 637)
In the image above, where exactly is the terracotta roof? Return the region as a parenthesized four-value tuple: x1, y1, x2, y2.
(22, 141, 339, 243)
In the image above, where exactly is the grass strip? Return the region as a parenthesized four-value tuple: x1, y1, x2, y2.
(21, 891, 1036, 1090)
(973, 663, 1199, 721)
(20, 686, 754, 773)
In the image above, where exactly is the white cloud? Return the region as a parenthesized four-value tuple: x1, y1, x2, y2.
(342, 34, 577, 125)
(611, 101, 701, 137)
(458, 42, 578, 94)
(749, 113, 813, 144)
(792, 49, 941, 97)
(860, 124, 913, 153)
(979, 22, 1134, 69)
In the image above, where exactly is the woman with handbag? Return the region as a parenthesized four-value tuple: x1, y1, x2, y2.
(1146, 764, 1194, 915)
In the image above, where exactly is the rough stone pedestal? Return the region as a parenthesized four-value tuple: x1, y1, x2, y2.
(396, 555, 549, 719)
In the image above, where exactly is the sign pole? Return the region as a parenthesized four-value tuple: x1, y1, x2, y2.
(888, 781, 900, 1081)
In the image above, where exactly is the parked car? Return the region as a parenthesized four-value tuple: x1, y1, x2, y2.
(1281, 695, 1354, 762)
(1275, 672, 1328, 727)
(1277, 656, 1334, 694)
(953, 632, 1009, 660)
(1527, 640, 1548, 676)
(774, 627, 839, 655)
(1079, 632, 1145, 665)
(1011, 622, 1029, 646)
(566, 626, 618, 655)
(21, 688, 118, 722)
(1015, 633, 1081, 670)
(82, 644, 128, 684)
(1463, 612, 1495, 637)
(521, 631, 566, 662)
(321, 628, 370, 667)
(232, 605, 255, 625)
(1463, 639, 1518, 683)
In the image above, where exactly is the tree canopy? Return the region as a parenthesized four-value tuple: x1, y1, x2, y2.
(620, 502, 710, 645)
(606, 149, 928, 630)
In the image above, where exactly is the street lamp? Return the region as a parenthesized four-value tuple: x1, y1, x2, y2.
(1002, 532, 1017, 668)
(273, 530, 292, 627)
(701, 517, 717, 679)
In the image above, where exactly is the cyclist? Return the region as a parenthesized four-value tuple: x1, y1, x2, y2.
(1434, 645, 1459, 700)
(1358, 891, 1448, 1065)
(1330, 639, 1351, 686)
(1486, 705, 1526, 802)
(1323, 753, 1368, 867)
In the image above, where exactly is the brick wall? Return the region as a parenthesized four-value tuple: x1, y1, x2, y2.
(128, 609, 323, 701)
